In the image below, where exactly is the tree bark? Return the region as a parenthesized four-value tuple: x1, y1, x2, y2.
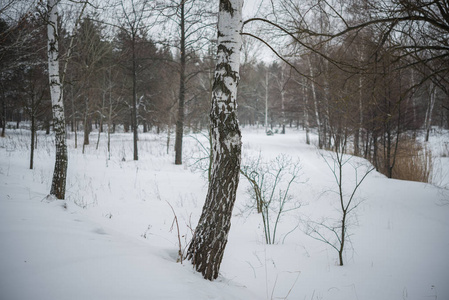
(354, 74, 363, 156)
(30, 108, 35, 170)
(47, 0, 68, 200)
(132, 31, 138, 160)
(83, 96, 90, 153)
(425, 83, 436, 142)
(1, 85, 5, 137)
(307, 56, 322, 148)
(187, 0, 243, 281)
(175, 0, 186, 165)
(303, 78, 310, 144)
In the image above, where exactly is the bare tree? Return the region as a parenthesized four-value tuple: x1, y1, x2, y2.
(306, 135, 374, 266)
(114, 0, 156, 160)
(186, 0, 243, 281)
(158, 0, 215, 164)
(241, 154, 302, 244)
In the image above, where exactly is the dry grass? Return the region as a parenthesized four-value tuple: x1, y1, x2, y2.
(390, 138, 433, 183)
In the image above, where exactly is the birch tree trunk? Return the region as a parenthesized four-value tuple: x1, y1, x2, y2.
(307, 56, 322, 148)
(47, 0, 68, 200)
(186, 0, 243, 281)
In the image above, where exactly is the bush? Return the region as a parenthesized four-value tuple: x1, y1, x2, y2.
(387, 138, 433, 183)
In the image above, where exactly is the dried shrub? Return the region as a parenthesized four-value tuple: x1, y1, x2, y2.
(390, 138, 433, 183)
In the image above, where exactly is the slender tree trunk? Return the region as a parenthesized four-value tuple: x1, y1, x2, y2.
(265, 69, 269, 133)
(373, 132, 379, 171)
(187, 0, 243, 280)
(132, 33, 138, 160)
(107, 83, 113, 160)
(96, 94, 105, 150)
(323, 63, 331, 149)
(425, 83, 436, 142)
(410, 69, 417, 137)
(83, 96, 90, 154)
(354, 75, 363, 156)
(302, 78, 310, 144)
(71, 94, 77, 148)
(339, 211, 346, 266)
(96, 114, 102, 150)
(307, 56, 322, 148)
(1, 86, 6, 137)
(30, 109, 35, 169)
(280, 69, 286, 134)
(167, 114, 172, 155)
(47, 0, 67, 200)
(108, 105, 112, 160)
(175, 1, 186, 165)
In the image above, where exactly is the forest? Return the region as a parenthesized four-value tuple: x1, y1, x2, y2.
(2, 0, 448, 177)
(1, 0, 449, 298)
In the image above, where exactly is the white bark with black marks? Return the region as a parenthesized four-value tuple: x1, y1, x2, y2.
(47, 0, 68, 200)
(187, 0, 243, 281)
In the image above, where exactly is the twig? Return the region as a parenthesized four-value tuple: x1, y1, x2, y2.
(166, 200, 183, 264)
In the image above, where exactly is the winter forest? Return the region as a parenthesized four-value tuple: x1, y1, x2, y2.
(1, 0, 449, 299)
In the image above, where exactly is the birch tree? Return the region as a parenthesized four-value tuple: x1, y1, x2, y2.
(186, 0, 243, 281)
(47, 0, 68, 199)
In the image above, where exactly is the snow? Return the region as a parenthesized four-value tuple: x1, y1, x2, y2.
(1, 127, 448, 300)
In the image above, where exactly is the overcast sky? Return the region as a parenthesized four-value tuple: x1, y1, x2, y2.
(242, 0, 265, 18)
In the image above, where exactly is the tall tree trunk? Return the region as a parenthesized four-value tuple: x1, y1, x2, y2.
(354, 74, 363, 156)
(175, 1, 186, 165)
(410, 69, 417, 138)
(425, 83, 436, 142)
(30, 109, 35, 170)
(187, 0, 243, 281)
(71, 92, 77, 148)
(107, 80, 114, 160)
(1, 85, 6, 137)
(132, 33, 138, 161)
(307, 56, 322, 148)
(265, 69, 269, 133)
(108, 104, 112, 160)
(280, 69, 286, 134)
(167, 113, 172, 155)
(303, 78, 310, 145)
(47, 0, 68, 200)
(83, 96, 90, 154)
(96, 94, 105, 150)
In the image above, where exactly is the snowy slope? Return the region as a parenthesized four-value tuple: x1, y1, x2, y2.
(1, 128, 448, 300)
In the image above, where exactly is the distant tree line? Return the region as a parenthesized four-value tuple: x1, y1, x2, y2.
(1, 0, 447, 175)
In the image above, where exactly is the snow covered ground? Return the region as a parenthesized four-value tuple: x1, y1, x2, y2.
(1, 127, 448, 300)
